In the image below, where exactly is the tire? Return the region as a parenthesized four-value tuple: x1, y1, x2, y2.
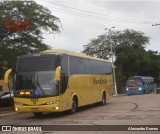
(101, 93, 106, 105)
(70, 97, 78, 114)
(143, 90, 145, 94)
(33, 112, 43, 117)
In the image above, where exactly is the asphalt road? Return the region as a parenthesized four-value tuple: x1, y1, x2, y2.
(0, 93, 160, 134)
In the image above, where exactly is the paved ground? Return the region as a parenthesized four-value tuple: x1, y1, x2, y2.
(0, 107, 14, 115)
(0, 93, 160, 134)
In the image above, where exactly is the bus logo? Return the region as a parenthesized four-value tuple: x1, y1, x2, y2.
(93, 78, 107, 85)
(31, 98, 39, 105)
(2, 126, 11, 131)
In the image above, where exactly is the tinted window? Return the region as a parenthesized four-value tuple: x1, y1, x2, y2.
(61, 55, 69, 76)
(16, 55, 60, 72)
(60, 55, 69, 94)
(69, 56, 112, 75)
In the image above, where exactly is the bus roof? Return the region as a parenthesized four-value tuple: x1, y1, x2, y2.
(43, 49, 110, 62)
(128, 76, 154, 81)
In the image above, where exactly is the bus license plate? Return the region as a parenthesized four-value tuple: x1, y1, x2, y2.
(31, 108, 39, 112)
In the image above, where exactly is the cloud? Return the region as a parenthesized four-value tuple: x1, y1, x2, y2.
(37, 0, 160, 52)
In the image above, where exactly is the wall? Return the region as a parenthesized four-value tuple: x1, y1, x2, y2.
(0, 80, 9, 92)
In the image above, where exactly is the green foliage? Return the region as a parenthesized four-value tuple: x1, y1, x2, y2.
(0, 1, 61, 78)
(139, 50, 160, 82)
(83, 34, 111, 59)
(115, 30, 149, 61)
(114, 29, 150, 78)
(83, 29, 160, 93)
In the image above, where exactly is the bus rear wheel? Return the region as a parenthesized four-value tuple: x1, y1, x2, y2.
(143, 90, 145, 94)
(101, 93, 106, 105)
(70, 97, 78, 114)
(33, 112, 43, 117)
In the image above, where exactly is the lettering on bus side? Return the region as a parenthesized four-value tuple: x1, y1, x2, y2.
(93, 78, 107, 85)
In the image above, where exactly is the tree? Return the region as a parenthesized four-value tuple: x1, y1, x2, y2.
(0, 1, 61, 78)
(114, 29, 150, 78)
(83, 29, 150, 93)
(83, 34, 111, 59)
(139, 50, 160, 82)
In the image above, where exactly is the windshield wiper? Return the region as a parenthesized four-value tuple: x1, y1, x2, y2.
(35, 75, 45, 96)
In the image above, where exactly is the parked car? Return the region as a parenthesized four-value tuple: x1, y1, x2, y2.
(0, 91, 11, 107)
(0, 91, 5, 98)
(0, 91, 5, 107)
(156, 83, 160, 94)
(1, 91, 14, 107)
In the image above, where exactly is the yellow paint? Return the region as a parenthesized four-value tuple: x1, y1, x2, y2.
(0, 80, 8, 91)
(55, 66, 61, 81)
(4, 69, 12, 84)
(14, 74, 113, 113)
(13, 49, 113, 113)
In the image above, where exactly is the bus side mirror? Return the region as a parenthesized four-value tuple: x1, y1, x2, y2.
(55, 66, 61, 81)
(4, 69, 12, 84)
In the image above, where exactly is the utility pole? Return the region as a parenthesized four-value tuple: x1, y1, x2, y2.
(105, 27, 118, 96)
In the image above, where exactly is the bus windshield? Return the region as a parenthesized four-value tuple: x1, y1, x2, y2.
(127, 80, 142, 87)
(15, 71, 58, 97)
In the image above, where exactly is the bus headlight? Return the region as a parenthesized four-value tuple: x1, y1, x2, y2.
(55, 106, 59, 110)
(47, 100, 59, 105)
(139, 87, 142, 90)
(15, 108, 19, 111)
(14, 102, 24, 106)
(126, 88, 128, 91)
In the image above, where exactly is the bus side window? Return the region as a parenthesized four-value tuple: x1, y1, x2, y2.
(60, 55, 69, 94)
(60, 73, 66, 94)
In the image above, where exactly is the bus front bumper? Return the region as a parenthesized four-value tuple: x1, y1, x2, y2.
(14, 104, 63, 113)
(126, 89, 143, 95)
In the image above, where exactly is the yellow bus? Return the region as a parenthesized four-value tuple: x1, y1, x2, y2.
(4, 49, 113, 116)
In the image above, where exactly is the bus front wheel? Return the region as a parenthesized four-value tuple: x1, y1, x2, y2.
(70, 97, 78, 114)
(101, 93, 106, 105)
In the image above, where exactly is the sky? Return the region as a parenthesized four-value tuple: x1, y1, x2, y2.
(35, 0, 160, 53)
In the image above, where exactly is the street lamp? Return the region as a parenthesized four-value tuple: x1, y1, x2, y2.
(105, 27, 118, 96)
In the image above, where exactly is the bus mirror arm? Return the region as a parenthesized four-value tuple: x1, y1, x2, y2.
(4, 69, 13, 84)
(55, 66, 61, 81)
